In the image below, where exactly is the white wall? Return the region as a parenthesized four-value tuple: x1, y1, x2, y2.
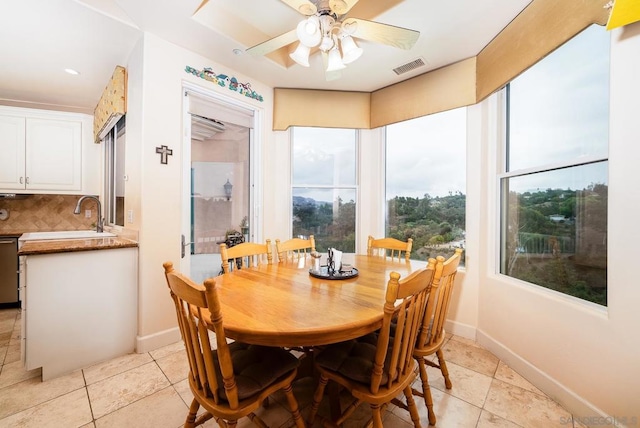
(125, 22, 640, 423)
(475, 23, 640, 423)
(125, 33, 273, 351)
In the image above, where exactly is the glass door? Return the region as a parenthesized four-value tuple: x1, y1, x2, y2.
(188, 114, 251, 283)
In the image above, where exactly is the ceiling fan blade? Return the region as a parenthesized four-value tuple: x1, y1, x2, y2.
(246, 29, 299, 56)
(330, 0, 360, 15)
(321, 51, 342, 81)
(280, 0, 317, 15)
(342, 18, 419, 50)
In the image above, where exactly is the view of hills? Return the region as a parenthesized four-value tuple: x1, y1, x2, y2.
(293, 183, 607, 305)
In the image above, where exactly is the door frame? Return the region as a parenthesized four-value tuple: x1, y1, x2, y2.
(180, 81, 263, 275)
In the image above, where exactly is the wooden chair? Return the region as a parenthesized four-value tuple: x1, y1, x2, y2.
(308, 266, 436, 428)
(162, 262, 305, 428)
(411, 248, 463, 425)
(275, 235, 315, 263)
(367, 235, 413, 262)
(219, 240, 273, 273)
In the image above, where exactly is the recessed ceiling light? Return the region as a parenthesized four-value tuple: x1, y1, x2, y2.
(232, 49, 243, 56)
(64, 68, 80, 75)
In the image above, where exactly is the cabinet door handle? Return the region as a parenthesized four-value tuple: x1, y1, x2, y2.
(19, 177, 23, 184)
(26, 177, 29, 184)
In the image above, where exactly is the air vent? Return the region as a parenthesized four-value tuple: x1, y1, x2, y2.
(392, 58, 426, 75)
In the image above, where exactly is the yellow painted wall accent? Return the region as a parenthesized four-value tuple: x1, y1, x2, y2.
(272, 0, 610, 130)
(273, 88, 370, 131)
(93, 65, 127, 143)
(371, 58, 476, 129)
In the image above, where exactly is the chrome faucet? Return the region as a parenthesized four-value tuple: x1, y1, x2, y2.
(74, 195, 104, 233)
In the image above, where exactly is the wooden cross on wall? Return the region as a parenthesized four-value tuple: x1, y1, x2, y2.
(156, 145, 173, 164)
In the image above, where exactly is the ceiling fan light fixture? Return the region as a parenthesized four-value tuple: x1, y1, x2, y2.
(319, 35, 334, 51)
(329, 0, 349, 15)
(326, 47, 346, 72)
(340, 36, 363, 64)
(297, 16, 321, 47)
(289, 43, 311, 67)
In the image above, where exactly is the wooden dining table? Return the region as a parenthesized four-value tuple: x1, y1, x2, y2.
(211, 254, 426, 348)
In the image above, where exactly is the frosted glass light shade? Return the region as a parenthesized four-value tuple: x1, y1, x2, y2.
(340, 36, 363, 64)
(319, 35, 334, 51)
(289, 43, 311, 67)
(326, 48, 346, 71)
(297, 16, 321, 47)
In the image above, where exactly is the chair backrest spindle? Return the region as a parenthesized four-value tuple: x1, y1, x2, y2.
(367, 235, 413, 262)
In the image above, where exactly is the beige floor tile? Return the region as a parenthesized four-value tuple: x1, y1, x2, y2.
(2, 342, 20, 365)
(10, 323, 20, 342)
(484, 379, 572, 428)
(94, 386, 187, 428)
(0, 309, 18, 323)
(149, 340, 185, 360)
(0, 387, 92, 428)
(155, 349, 189, 385)
(477, 409, 522, 427)
(87, 361, 171, 419)
(0, 370, 85, 420)
(80, 423, 96, 428)
(573, 417, 588, 428)
(449, 335, 484, 349)
(382, 411, 413, 427)
(172, 378, 192, 405)
(0, 345, 7, 365)
(0, 332, 10, 347)
(571, 416, 619, 428)
(0, 318, 15, 335)
(82, 352, 153, 385)
(392, 386, 482, 428)
(441, 337, 500, 377)
(495, 361, 545, 396)
(0, 359, 41, 389)
(424, 360, 493, 408)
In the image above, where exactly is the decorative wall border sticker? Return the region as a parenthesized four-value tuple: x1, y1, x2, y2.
(185, 65, 264, 102)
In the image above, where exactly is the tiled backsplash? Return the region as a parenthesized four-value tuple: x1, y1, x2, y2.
(0, 194, 97, 234)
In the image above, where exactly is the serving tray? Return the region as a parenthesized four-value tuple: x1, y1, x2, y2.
(309, 265, 359, 280)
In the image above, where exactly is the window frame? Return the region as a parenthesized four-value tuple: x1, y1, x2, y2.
(290, 127, 360, 252)
(496, 25, 610, 307)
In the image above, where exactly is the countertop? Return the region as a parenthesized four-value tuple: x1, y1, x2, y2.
(18, 237, 138, 256)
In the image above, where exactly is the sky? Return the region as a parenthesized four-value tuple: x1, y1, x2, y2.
(386, 107, 467, 199)
(291, 25, 609, 202)
(506, 24, 609, 192)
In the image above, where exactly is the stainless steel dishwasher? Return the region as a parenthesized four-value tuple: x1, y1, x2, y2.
(0, 236, 19, 307)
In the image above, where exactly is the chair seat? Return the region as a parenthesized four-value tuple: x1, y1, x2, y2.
(215, 342, 300, 401)
(314, 333, 392, 386)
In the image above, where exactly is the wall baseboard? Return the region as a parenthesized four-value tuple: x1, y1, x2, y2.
(445, 319, 476, 341)
(476, 328, 616, 426)
(136, 327, 181, 353)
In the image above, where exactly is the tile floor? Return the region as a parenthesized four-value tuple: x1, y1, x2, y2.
(0, 307, 585, 428)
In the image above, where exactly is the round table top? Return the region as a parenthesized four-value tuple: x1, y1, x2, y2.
(212, 254, 424, 347)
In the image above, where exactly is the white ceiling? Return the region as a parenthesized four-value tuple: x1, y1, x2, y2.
(0, 0, 532, 115)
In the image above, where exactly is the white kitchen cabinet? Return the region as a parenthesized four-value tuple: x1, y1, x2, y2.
(22, 247, 138, 380)
(0, 106, 99, 194)
(0, 115, 26, 190)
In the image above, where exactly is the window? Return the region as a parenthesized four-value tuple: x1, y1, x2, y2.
(291, 127, 357, 252)
(103, 116, 126, 227)
(501, 24, 609, 306)
(385, 108, 466, 264)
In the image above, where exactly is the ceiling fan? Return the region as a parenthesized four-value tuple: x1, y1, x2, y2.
(246, 0, 420, 80)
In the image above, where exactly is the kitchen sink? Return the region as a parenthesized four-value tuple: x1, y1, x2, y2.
(19, 230, 116, 241)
